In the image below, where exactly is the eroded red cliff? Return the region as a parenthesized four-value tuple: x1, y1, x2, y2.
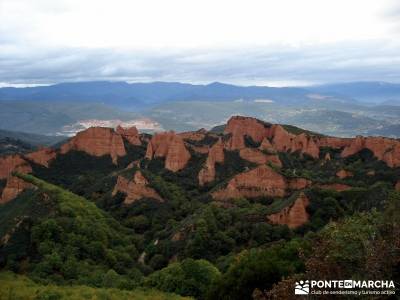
(60, 127, 126, 164)
(270, 126, 320, 158)
(198, 139, 225, 185)
(259, 138, 275, 153)
(178, 129, 208, 142)
(116, 125, 141, 146)
(112, 171, 162, 204)
(223, 117, 321, 158)
(0, 176, 33, 204)
(0, 155, 33, 203)
(239, 148, 282, 167)
(222, 116, 400, 169)
(341, 136, 400, 167)
(224, 116, 272, 150)
(267, 192, 310, 228)
(0, 155, 32, 179)
(25, 148, 57, 167)
(212, 165, 288, 200)
(146, 132, 191, 172)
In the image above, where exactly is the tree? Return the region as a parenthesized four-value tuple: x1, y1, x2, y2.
(206, 239, 306, 300)
(102, 269, 120, 288)
(145, 258, 221, 299)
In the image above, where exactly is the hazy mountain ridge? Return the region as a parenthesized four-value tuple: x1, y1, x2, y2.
(0, 81, 315, 104)
(0, 101, 142, 135)
(309, 81, 400, 104)
(1, 81, 400, 138)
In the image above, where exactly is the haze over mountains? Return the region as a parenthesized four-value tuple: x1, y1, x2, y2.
(1, 81, 400, 139)
(0, 81, 336, 108)
(3, 81, 400, 106)
(309, 81, 400, 105)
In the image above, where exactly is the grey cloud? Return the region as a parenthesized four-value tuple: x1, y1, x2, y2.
(384, 0, 400, 18)
(1, 41, 400, 86)
(382, 0, 400, 33)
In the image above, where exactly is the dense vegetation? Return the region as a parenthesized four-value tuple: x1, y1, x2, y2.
(263, 192, 400, 299)
(0, 271, 189, 300)
(2, 174, 143, 288)
(1, 136, 400, 299)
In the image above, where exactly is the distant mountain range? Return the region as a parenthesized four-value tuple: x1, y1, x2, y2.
(309, 81, 400, 104)
(1, 81, 400, 108)
(0, 81, 351, 109)
(0, 101, 141, 135)
(1, 81, 400, 137)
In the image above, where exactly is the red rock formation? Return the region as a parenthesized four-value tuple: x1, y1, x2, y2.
(163, 134, 191, 172)
(224, 118, 322, 158)
(112, 171, 162, 204)
(25, 148, 56, 167)
(220, 116, 400, 168)
(267, 192, 310, 228)
(222, 117, 354, 159)
(340, 136, 365, 157)
(198, 139, 224, 185)
(341, 136, 400, 167)
(239, 148, 282, 167)
(288, 178, 312, 190)
(318, 137, 352, 149)
(190, 145, 210, 154)
(318, 183, 351, 191)
(116, 125, 141, 146)
(146, 132, 191, 172)
(224, 116, 272, 150)
(212, 165, 287, 200)
(211, 163, 311, 201)
(0, 176, 33, 204)
(0, 155, 32, 179)
(259, 138, 275, 153)
(133, 171, 148, 185)
(60, 127, 126, 164)
(208, 139, 225, 163)
(271, 126, 320, 158)
(269, 125, 293, 150)
(178, 129, 207, 142)
(0, 154, 33, 203)
(336, 169, 353, 179)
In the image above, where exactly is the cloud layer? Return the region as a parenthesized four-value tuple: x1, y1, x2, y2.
(1, 42, 400, 86)
(1, 0, 399, 86)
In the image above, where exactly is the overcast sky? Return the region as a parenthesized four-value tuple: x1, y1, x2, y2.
(1, 0, 399, 87)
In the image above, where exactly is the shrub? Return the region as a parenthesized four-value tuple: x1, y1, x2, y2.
(145, 258, 221, 299)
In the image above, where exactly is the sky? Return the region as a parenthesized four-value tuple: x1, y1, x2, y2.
(0, 0, 399, 87)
